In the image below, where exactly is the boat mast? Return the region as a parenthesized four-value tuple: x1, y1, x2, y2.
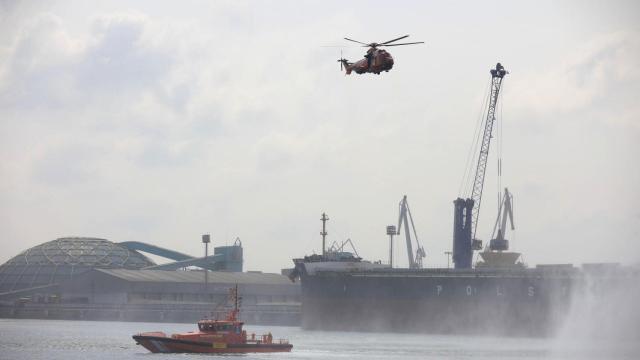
(227, 284, 240, 321)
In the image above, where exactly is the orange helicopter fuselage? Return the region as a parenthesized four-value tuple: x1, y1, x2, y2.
(343, 49, 394, 75)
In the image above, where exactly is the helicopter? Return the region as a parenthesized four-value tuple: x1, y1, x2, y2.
(338, 35, 424, 75)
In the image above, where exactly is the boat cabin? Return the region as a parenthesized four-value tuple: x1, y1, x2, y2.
(197, 320, 243, 334)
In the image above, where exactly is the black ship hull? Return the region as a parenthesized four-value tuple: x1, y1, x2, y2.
(298, 266, 627, 336)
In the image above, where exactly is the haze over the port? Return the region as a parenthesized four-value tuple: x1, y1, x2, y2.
(1, 0, 638, 273)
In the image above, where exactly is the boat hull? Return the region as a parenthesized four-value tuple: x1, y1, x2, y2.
(132, 335, 293, 354)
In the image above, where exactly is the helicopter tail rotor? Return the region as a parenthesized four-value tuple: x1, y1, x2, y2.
(337, 59, 349, 74)
(337, 50, 350, 73)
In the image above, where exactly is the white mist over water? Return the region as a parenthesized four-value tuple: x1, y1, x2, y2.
(0, 317, 637, 360)
(550, 266, 640, 359)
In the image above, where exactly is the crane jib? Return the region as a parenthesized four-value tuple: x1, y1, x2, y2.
(470, 64, 507, 243)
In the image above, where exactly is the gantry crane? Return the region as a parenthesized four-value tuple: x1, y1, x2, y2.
(453, 63, 508, 269)
(397, 195, 426, 269)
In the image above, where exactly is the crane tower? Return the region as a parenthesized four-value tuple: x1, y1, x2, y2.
(453, 63, 508, 269)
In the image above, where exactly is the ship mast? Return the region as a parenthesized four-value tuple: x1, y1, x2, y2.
(320, 213, 329, 257)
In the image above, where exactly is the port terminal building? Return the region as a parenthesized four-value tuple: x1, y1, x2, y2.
(0, 237, 300, 325)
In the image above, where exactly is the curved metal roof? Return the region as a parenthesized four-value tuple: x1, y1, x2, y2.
(0, 237, 154, 293)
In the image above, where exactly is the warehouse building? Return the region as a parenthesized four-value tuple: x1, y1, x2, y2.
(0, 237, 300, 325)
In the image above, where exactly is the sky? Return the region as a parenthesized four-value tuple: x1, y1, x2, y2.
(1, 0, 638, 273)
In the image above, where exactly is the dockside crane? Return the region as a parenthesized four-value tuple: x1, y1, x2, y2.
(489, 188, 514, 251)
(453, 63, 508, 269)
(476, 187, 523, 268)
(397, 195, 426, 269)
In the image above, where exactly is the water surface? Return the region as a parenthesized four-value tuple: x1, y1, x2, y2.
(0, 319, 635, 360)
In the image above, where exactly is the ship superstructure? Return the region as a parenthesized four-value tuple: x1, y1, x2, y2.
(289, 213, 388, 280)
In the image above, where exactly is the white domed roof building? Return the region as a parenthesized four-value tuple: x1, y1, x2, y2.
(0, 237, 154, 293)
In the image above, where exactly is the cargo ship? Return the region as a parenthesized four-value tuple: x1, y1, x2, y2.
(290, 64, 639, 336)
(291, 216, 637, 336)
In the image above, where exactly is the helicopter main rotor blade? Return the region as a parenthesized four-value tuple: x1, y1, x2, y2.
(344, 37, 369, 46)
(320, 45, 361, 48)
(381, 41, 425, 46)
(381, 35, 410, 45)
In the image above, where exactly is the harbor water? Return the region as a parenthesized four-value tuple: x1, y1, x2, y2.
(0, 319, 636, 360)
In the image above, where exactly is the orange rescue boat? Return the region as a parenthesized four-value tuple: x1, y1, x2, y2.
(132, 285, 292, 354)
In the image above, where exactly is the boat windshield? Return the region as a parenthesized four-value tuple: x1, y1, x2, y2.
(198, 323, 235, 332)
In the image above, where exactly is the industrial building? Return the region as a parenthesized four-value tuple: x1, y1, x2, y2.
(0, 237, 300, 325)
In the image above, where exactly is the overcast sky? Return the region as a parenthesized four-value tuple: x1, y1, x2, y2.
(1, 0, 638, 272)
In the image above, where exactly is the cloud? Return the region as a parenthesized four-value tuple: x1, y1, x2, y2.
(78, 14, 176, 99)
(0, 13, 81, 109)
(510, 31, 640, 128)
(0, 12, 178, 113)
(31, 141, 101, 187)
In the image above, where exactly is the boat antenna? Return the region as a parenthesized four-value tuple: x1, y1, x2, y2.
(210, 292, 228, 320)
(226, 284, 241, 321)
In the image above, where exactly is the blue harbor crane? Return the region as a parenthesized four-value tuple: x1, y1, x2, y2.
(453, 63, 508, 269)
